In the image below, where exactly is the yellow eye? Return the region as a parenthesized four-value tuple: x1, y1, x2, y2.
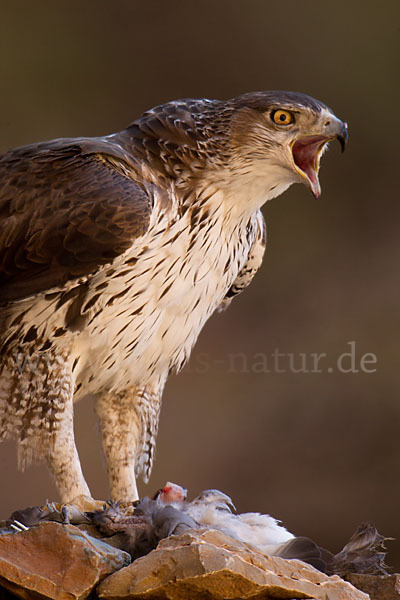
(271, 109, 294, 126)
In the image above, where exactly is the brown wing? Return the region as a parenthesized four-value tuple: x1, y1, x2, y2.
(327, 522, 390, 576)
(0, 137, 152, 301)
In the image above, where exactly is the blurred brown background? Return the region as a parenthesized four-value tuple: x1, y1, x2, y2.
(1, 0, 399, 569)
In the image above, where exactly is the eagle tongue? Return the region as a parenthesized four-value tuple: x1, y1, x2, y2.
(292, 135, 327, 199)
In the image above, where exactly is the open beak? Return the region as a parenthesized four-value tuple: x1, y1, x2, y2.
(291, 120, 348, 198)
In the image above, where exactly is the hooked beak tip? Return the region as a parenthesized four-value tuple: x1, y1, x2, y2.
(337, 122, 349, 153)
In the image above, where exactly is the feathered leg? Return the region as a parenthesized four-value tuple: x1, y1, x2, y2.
(0, 347, 90, 502)
(45, 392, 91, 502)
(96, 383, 163, 502)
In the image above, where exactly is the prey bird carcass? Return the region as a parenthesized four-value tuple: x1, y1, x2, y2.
(0, 92, 347, 501)
(5, 481, 389, 575)
(89, 482, 390, 575)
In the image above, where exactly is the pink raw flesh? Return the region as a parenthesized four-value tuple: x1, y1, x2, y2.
(292, 136, 327, 183)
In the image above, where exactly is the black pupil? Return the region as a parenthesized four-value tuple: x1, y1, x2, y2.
(280, 113, 287, 121)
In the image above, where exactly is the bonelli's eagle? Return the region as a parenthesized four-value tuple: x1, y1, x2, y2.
(0, 92, 347, 501)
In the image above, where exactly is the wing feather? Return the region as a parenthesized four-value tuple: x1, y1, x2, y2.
(0, 137, 152, 301)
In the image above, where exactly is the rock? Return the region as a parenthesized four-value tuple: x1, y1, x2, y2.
(0, 521, 130, 600)
(97, 528, 368, 600)
(67, 494, 106, 513)
(348, 573, 400, 599)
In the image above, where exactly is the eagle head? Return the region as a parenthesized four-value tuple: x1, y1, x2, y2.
(127, 91, 347, 207)
(227, 91, 348, 200)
